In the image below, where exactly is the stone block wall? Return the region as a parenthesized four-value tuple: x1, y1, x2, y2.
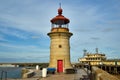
(92, 66, 120, 80)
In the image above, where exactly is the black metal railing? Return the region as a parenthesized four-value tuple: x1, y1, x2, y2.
(0, 71, 7, 80)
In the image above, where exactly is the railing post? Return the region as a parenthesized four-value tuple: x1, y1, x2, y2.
(1, 71, 3, 80)
(0, 71, 7, 80)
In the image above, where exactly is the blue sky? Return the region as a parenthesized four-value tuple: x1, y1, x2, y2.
(0, 0, 120, 63)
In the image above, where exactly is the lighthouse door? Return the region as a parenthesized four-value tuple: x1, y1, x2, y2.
(57, 60, 63, 72)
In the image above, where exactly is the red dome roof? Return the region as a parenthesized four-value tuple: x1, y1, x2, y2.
(51, 8, 70, 24)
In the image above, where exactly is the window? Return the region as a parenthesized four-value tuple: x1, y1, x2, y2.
(59, 45, 62, 48)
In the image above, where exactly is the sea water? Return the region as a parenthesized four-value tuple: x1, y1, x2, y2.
(0, 67, 22, 79)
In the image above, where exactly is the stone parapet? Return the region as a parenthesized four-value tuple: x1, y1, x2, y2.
(22, 68, 35, 78)
(92, 66, 120, 80)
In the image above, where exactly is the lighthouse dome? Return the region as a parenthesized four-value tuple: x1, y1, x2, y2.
(51, 7, 70, 25)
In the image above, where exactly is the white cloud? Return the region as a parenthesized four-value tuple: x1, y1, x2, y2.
(0, 27, 30, 39)
(0, 34, 5, 41)
(0, 42, 49, 52)
(0, 34, 11, 42)
(0, 0, 58, 35)
(0, 0, 120, 62)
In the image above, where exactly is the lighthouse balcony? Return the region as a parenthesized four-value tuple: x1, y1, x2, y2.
(51, 27, 69, 32)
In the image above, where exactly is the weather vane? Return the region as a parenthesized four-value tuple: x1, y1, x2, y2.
(59, 3, 61, 8)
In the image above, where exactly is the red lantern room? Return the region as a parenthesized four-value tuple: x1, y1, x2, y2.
(51, 6, 70, 28)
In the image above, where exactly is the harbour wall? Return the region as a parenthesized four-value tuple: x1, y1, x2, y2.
(92, 66, 120, 80)
(21, 68, 35, 78)
(0, 63, 48, 68)
(74, 63, 120, 75)
(0, 64, 19, 67)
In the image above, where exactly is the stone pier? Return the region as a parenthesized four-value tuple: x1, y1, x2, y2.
(92, 66, 120, 80)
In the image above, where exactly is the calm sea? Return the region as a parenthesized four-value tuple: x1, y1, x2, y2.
(0, 67, 22, 79)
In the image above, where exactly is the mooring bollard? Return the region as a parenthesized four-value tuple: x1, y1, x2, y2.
(42, 68, 47, 77)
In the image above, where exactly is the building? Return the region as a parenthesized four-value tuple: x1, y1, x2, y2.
(79, 48, 106, 65)
(78, 48, 120, 66)
(47, 6, 73, 72)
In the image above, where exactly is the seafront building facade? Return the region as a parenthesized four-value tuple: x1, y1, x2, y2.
(78, 48, 120, 66)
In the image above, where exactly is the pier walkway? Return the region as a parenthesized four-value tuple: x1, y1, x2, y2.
(8, 68, 88, 80)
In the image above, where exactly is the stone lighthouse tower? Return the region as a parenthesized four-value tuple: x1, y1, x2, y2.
(47, 6, 73, 72)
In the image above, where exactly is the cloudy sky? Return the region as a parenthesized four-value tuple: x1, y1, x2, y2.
(0, 0, 120, 63)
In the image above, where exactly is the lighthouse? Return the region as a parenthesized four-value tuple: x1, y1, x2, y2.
(47, 6, 73, 73)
